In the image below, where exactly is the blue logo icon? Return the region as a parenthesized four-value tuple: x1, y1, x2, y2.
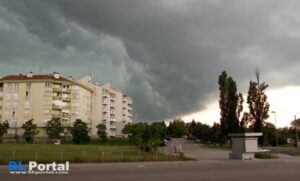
(8, 161, 27, 172)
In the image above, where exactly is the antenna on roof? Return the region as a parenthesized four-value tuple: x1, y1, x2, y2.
(88, 68, 94, 80)
(38, 66, 42, 74)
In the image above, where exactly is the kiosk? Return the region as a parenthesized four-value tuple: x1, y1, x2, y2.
(228, 133, 263, 160)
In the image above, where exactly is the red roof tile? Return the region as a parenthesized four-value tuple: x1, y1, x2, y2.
(0, 74, 72, 82)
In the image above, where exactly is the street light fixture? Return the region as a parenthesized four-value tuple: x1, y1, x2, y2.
(271, 111, 279, 153)
(293, 113, 300, 153)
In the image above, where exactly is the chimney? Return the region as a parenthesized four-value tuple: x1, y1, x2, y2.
(26, 72, 33, 78)
(53, 72, 60, 79)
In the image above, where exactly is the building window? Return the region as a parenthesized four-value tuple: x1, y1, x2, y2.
(24, 113, 29, 119)
(26, 83, 31, 90)
(13, 83, 19, 92)
(44, 90, 52, 96)
(12, 111, 15, 118)
(8, 83, 12, 92)
(72, 93, 79, 99)
(45, 82, 51, 88)
(25, 91, 30, 99)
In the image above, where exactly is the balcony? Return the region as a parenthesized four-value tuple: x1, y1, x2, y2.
(128, 99, 132, 105)
(52, 114, 61, 119)
(102, 115, 109, 120)
(102, 100, 109, 105)
(110, 103, 116, 108)
(62, 114, 70, 119)
(103, 93, 109, 98)
(110, 97, 116, 102)
(52, 104, 62, 110)
(110, 118, 116, 122)
(63, 97, 71, 102)
(52, 96, 62, 100)
(53, 87, 62, 92)
(102, 107, 109, 113)
(63, 105, 71, 110)
(110, 125, 116, 129)
(62, 88, 71, 94)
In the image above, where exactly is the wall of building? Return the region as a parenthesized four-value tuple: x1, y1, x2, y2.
(0, 73, 133, 139)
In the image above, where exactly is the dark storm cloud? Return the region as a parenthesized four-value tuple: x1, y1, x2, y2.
(1, 0, 300, 121)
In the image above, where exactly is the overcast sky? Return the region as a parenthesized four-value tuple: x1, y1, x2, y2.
(1, 0, 300, 126)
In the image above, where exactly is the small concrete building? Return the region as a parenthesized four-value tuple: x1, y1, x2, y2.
(228, 133, 263, 160)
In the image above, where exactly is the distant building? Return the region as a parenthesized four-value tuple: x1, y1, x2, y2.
(78, 76, 133, 137)
(0, 72, 133, 139)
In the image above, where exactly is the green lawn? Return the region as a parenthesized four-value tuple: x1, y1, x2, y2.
(0, 144, 187, 164)
(266, 146, 300, 156)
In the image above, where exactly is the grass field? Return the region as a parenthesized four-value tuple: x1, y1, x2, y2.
(266, 146, 300, 156)
(0, 144, 188, 164)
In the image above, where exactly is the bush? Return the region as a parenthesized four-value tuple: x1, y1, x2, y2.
(255, 152, 278, 159)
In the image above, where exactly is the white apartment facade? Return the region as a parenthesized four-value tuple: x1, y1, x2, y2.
(78, 76, 133, 137)
(0, 72, 133, 138)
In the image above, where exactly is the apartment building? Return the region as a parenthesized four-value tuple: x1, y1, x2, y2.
(0, 72, 92, 137)
(0, 72, 133, 138)
(78, 76, 133, 137)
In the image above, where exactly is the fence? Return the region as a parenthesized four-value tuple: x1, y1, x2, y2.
(0, 146, 183, 164)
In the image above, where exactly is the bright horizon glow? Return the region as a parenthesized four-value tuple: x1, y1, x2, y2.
(182, 86, 300, 128)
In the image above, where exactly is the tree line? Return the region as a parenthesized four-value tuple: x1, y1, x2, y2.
(0, 119, 107, 144)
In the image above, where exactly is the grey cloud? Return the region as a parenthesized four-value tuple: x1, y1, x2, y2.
(1, 0, 300, 121)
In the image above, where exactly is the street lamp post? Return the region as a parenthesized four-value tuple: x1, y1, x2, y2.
(271, 111, 279, 153)
(294, 114, 300, 153)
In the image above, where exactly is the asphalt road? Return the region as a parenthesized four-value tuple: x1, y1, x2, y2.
(1, 160, 300, 181)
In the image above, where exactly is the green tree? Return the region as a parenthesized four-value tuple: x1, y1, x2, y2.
(187, 120, 196, 138)
(150, 122, 167, 140)
(209, 122, 222, 144)
(46, 119, 63, 140)
(218, 71, 244, 139)
(167, 119, 187, 138)
(96, 123, 107, 142)
(148, 122, 167, 151)
(122, 122, 167, 152)
(70, 119, 90, 144)
(123, 122, 145, 147)
(0, 120, 9, 142)
(22, 119, 39, 143)
(247, 69, 270, 145)
(291, 118, 300, 128)
(192, 122, 210, 143)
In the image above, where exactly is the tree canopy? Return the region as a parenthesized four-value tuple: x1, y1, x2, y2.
(46, 119, 63, 139)
(22, 119, 39, 143)
(70, 119, 90, 144)
(0, 120, 9, 142)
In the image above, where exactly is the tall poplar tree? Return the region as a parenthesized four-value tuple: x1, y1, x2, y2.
(247, 69, 270, 145)
(218, 71, 244, 139)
